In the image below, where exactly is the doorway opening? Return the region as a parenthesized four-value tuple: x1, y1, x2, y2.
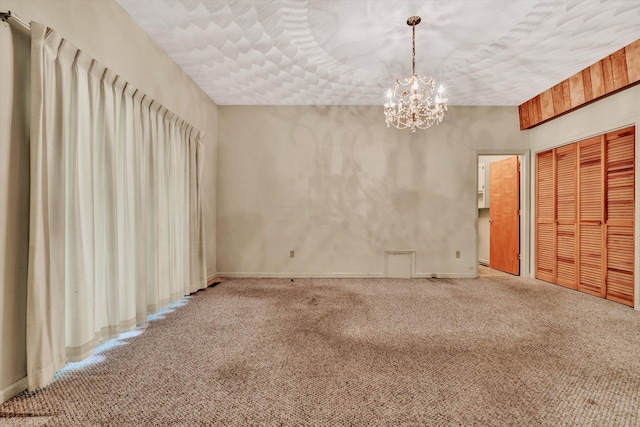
(477, 153, 528, 277)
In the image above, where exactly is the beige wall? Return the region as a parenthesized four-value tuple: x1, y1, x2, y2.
(527, 84, 640, 309)
(0, 0, 218, 401)
(218, 105, 529, 277)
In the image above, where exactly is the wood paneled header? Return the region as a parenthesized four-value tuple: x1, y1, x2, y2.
(519, 39, 640, 130)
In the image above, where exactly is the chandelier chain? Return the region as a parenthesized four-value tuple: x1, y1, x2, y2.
(412, 23, 416, 75)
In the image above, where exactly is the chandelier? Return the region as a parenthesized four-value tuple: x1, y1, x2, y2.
(384, 16, 448, 132)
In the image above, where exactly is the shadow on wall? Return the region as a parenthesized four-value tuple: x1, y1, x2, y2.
(217, 104, 485, 275)
(303, 107, 425, 254)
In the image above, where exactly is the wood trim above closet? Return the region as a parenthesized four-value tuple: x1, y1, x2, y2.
(519, 39, 640, 130)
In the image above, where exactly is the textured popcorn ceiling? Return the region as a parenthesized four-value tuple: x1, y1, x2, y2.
(116, 0, 640, 106)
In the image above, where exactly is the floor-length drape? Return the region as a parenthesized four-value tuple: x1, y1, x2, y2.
(27, 22, 207, 390)
(0, 19, 30, 399)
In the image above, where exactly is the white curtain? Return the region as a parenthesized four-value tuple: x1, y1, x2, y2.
(0, 19, 30, 397)
(27, 22, 207, 390)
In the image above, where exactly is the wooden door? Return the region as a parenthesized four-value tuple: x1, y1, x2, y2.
(536, 150, 554, 282)
(577, 136, 604, 296)
(555, 145, 577, 288)
(605, 127, 635, 306)
(489, 156, 520, 275)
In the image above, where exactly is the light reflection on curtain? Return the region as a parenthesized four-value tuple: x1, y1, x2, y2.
(27, 22, 207, 390)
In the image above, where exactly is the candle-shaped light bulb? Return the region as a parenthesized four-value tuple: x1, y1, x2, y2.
(438, 84, 445, 94)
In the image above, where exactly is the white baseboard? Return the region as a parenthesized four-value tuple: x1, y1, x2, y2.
(1, 376, 28, 403)
(478, 258, 489, 266)
(216, 272, 386, 279)
(414, 273, 477, 279)
(216, 272, 477, 279)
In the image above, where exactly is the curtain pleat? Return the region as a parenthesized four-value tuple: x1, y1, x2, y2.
(64, 45, 96, 361)
(27, 22, 207, 390)
(27, 24, 67, 389)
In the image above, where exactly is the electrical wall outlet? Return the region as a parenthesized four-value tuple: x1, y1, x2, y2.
(290, 250, 295, 258)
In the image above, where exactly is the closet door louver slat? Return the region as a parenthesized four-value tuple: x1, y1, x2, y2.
(579, 138, 603, 220)
(536, 224, 554, 279)
(579, 224, 603, 296)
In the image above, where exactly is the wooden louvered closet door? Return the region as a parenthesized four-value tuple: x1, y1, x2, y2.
(577, 137, 604, 297)
(555, 145, 576, 288)
(605, 127, 635, 306)
(536, 150, 554, 282)
(535, 126, 635, 307)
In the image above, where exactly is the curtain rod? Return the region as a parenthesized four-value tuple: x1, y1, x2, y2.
(1, 11, 31, 32)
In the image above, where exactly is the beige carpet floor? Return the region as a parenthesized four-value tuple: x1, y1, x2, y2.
(2, 277, 640, 426)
